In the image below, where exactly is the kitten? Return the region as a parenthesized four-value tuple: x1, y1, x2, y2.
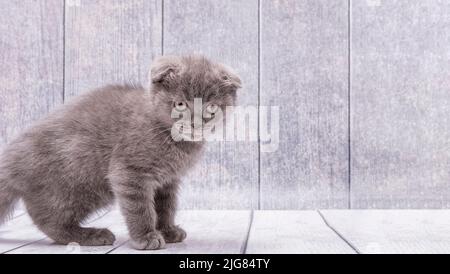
(0, 55, 241, 250)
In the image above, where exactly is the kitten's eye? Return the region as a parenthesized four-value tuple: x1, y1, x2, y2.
(174, 101, 187, 111)
(206, 104, 219, 114)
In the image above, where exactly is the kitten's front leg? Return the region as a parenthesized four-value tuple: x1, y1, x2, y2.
(111, 168, 165, 250)
(155, 181, 187, 243)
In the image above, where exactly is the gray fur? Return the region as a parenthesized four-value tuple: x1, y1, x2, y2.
(0, 55, 240, 250)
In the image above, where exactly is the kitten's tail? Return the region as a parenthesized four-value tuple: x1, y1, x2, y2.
(0, 173, 19, 225)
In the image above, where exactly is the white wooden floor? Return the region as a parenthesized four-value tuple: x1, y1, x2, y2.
(2, 209, 450, 254)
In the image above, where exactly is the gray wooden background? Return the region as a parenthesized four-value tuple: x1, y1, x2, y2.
(1, 0, 450, 209)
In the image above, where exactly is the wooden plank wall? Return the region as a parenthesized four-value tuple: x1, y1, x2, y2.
(350, 0, 450, 208)
(260, 0, 349, 209)
(1, 0, 450, 209)
(0, 0, 64, 146)
(65, 0, 162, 98)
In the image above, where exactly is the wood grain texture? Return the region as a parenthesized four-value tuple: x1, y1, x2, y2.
(246, 211, 355, 254)
(6, 210, 450, 254)
(111, 210, 251, 254)
(260, 0, 349, 209)
(164, 0, 259, 209)
(64, 0, 162, 98)
(0, 0, 64, 146)
(350, 0, 450, 208)
(322, 210, 450, 254)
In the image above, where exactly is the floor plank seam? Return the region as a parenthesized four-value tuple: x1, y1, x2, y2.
(4, 210, 26, 223)
(240, 210, 254, 254)
(106, 240, 129, 254)
(3, 208, 113, 254)
(2, 237, 48, 254)
(2, 210, 48, 254)
(13, 212, 27, 219)
(317, 210, 361, 254)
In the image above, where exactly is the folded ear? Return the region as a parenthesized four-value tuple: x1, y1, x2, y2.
(220, 64, 242, 90)
(150, 55, 181, 88)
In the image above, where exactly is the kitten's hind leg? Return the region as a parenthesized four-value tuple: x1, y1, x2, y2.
(65, 226, 116, 246)
(24, 198, 116, 246)
(37, 223, 116, 246)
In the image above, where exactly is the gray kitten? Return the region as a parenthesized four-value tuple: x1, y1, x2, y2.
(0, 55, 241, 250)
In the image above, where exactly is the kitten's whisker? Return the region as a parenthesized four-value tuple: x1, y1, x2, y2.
(151, 128, 172, 140)
(145, 126, 170, 135)
(162, 133, 177, 146)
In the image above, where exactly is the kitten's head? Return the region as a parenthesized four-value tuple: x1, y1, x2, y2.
(149, 55, 241, 141)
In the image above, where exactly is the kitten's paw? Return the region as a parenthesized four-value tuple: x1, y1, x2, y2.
(161, 225, 187, 243)
(80, 228, 116, 246)
(131, 231, 166, 250)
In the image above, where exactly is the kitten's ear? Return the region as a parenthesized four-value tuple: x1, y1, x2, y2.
(150, 55, 181, 88)
(220, 65, 242, 90)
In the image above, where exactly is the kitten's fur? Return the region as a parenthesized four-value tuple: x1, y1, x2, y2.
(0, 55, 241, 250)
